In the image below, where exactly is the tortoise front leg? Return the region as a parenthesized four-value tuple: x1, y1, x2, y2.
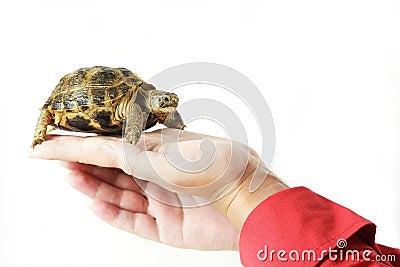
(163, 110, 185, 130)
(124, 103, 144, 144)
(32, 109, 53, 148)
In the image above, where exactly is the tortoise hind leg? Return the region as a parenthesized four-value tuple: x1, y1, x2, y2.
(32, 109, 53, 148)
(124, 103, 144, 144)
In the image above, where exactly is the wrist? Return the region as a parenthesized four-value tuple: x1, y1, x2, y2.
(213, 161, 289, 230)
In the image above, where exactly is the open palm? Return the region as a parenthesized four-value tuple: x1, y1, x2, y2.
(61, 161, 239, 251)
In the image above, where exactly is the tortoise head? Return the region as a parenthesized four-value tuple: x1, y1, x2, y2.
(150, 91, 179, 110)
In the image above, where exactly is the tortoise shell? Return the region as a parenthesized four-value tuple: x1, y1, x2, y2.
(42, 66, 145, 133)
(44, 66, 143, 110)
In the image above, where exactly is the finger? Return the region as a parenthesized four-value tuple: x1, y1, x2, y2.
(91, 200, 160, 242)
(61, 161, 123, 174)
(30, 135, 131, 173)
(29, 135, 167, 187)
(30, 135, 197, 188)
(66, 170, 148, 214)
(30, 135, 167, 186)
(141, 128, 225, 150)
(60, 161, 140, 192)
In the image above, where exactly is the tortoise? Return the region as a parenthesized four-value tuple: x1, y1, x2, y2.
(32, 66, 185, 148)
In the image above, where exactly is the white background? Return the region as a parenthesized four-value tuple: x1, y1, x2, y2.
(0, 0, 399, 266)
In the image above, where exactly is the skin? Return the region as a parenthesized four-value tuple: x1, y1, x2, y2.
(30, 129, 289, 251)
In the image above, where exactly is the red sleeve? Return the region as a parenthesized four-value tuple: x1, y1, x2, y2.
(239, 187, 400, 266)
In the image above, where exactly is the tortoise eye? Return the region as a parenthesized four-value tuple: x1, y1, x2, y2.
(163, 96, 170, 101)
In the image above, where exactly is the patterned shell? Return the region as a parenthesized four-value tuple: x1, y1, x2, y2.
(42, 66, 144, 111)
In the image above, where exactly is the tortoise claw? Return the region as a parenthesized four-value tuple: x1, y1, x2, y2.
(125, 132, 140, 144)
(31, 138, 44, 149)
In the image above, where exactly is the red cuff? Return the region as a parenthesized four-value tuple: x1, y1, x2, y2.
(239, 187, 377, 266)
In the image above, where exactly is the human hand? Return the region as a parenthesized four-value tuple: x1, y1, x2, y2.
(30, 129, 288, 249)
